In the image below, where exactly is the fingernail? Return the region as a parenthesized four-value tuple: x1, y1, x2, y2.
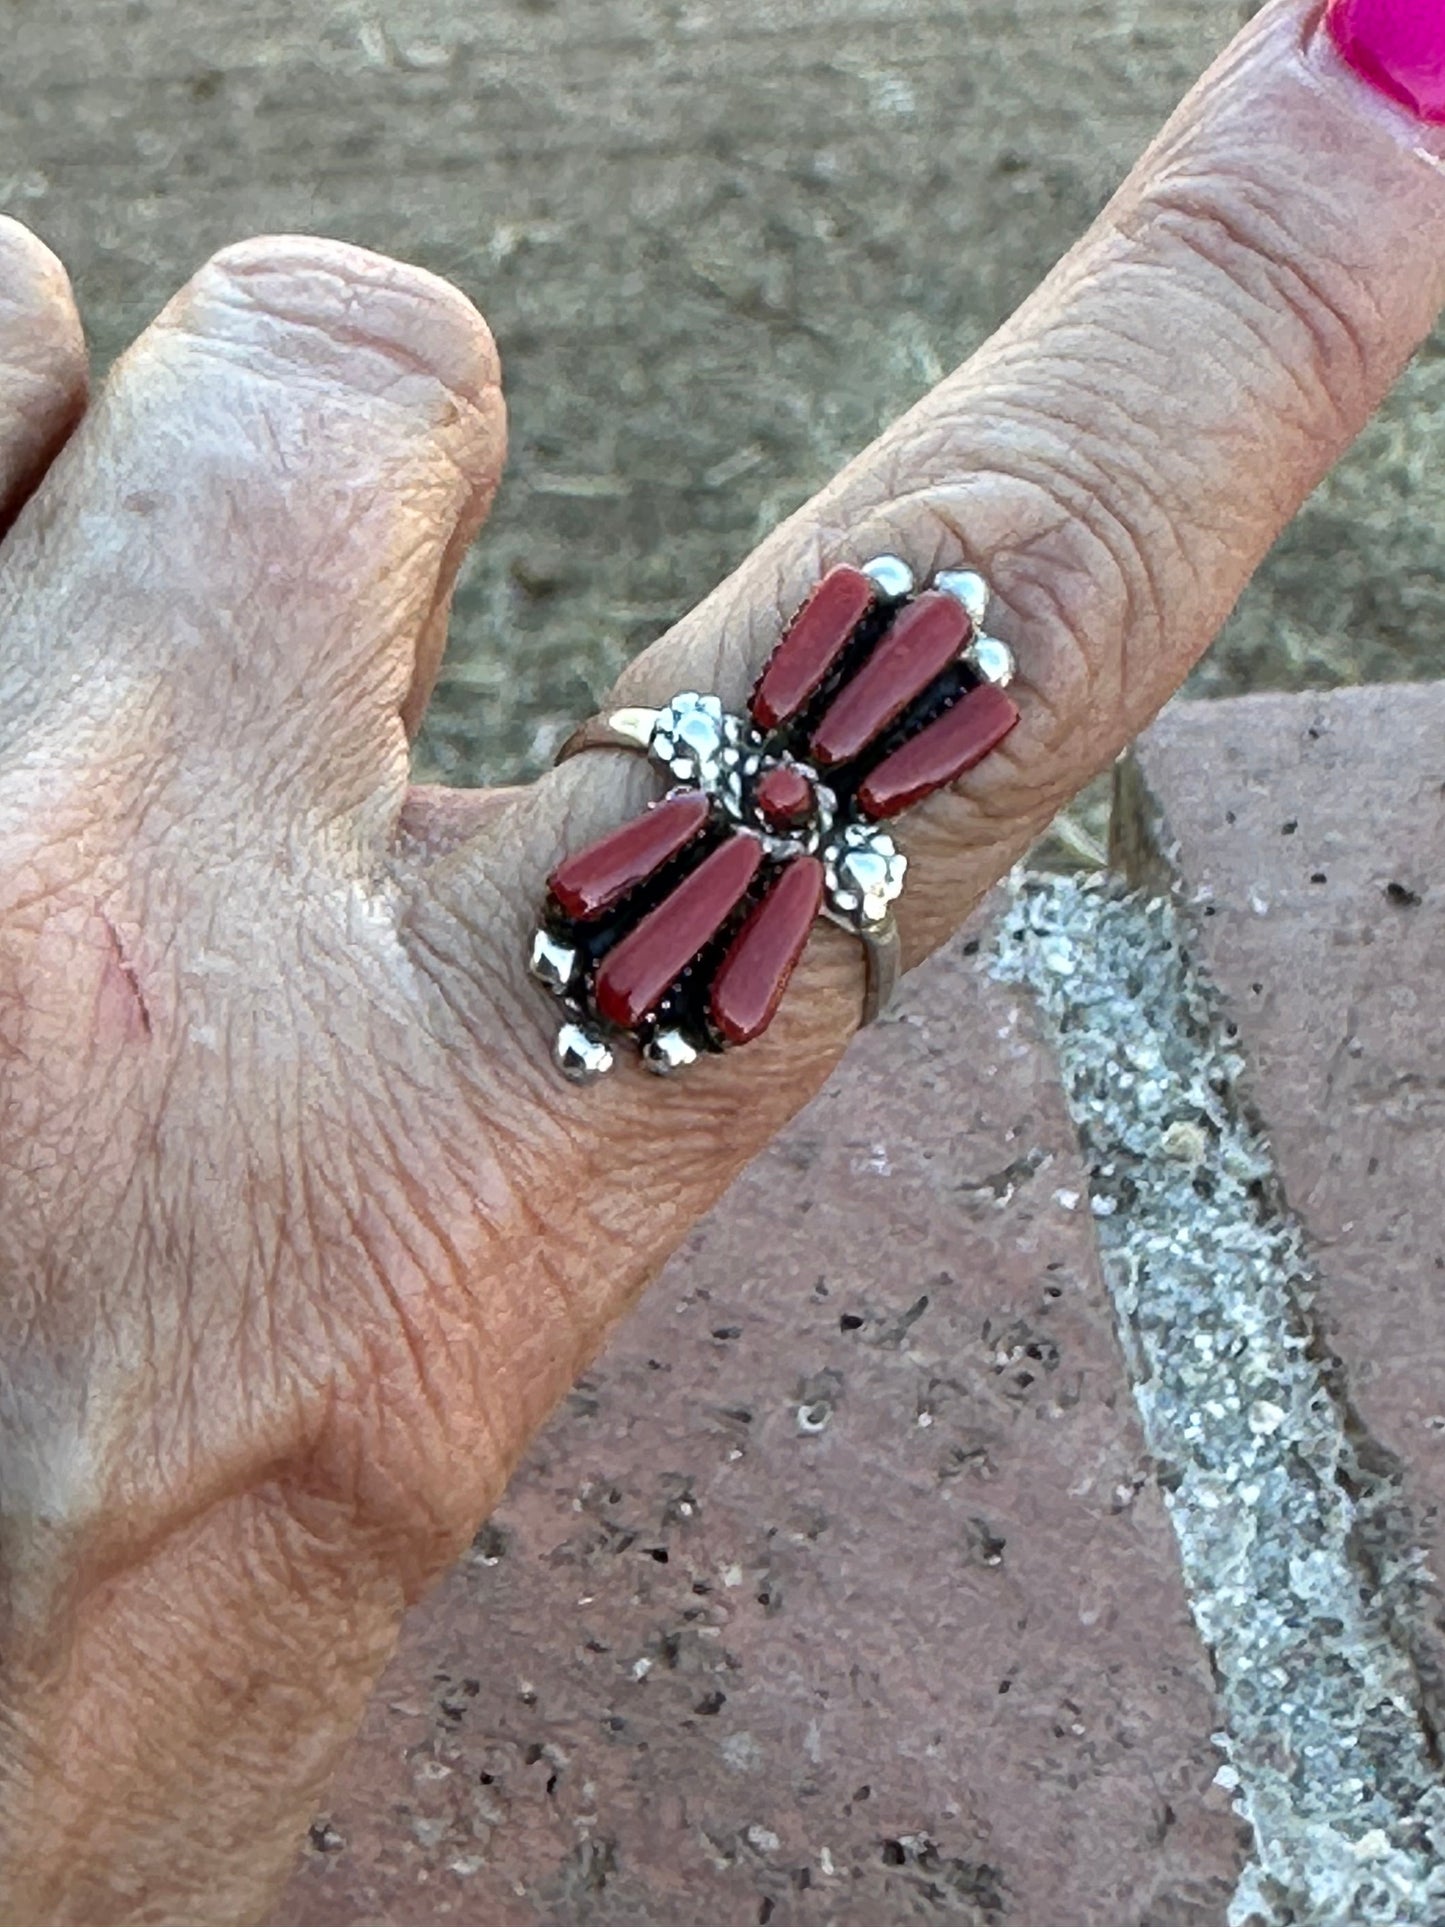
(1326, 0, 1445, 124)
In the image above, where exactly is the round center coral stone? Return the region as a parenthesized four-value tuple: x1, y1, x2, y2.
(754, 762, 814, 829)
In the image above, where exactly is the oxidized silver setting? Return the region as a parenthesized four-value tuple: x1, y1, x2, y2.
(534, 558, 1020, 1081)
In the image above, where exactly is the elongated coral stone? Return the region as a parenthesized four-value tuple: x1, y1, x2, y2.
(810, 589, 970, 767)
(749, 565, 876, 730)
(709, 855, 825, 1045)
(858, 683, 1020, 819)
(549, 791, 711, 920)
(595, 833, 763, 1029)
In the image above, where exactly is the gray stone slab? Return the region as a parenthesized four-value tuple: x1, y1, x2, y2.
(274, 928, 1241, 1927)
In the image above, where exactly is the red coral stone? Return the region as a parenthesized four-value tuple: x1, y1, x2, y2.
(595, 833, 763, 1029)
(749, 565, 876, 730)
(810, 589, 971, 768)
(754, 762, 814, 829)
(709, 855, 825, 1045)
(549, 791, 711, 920)
(857, 683, 1020, 819)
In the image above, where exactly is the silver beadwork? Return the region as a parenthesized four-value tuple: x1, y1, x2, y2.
(529, 929, 577, 992)
(643, 1029, 699, 1075)
(968, 634, 1016, 687)
(823, 822, 907, 931)
(933, 568, 991, 626)
(861, 553, 916, 599)
(555, 1023, 614, 1083)
(650, 692, 732, 789)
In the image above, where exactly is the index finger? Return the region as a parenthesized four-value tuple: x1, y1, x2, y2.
(410, 0, 1445, 1329)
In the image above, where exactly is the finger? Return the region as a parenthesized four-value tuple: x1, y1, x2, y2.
(593, 0, 1445, 965)
(0, 236, 503, 839)
(525, 0, 1445, 962)
(0, 218, 87, 535)
(395, 782, 524, 862)
(404, 0, 1445, 1338)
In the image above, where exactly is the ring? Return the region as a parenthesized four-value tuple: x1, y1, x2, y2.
(529, 555, 1021, 1081)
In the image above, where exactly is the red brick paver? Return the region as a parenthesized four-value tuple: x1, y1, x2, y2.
(1131, 685, 1445, 1682)
(274, 932, 1240, 1927)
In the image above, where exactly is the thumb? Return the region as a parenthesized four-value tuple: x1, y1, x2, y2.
(399, 0, 1445, 1349)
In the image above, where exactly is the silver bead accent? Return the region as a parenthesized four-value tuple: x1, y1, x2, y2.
(823, 822, 908, 931)
(650, 692, 732, 789)
(529, 928, 577, 992)
(643, 1029, 698, 1075)
(932, 568, 990, 627)
(968, 634, 1016, 688)
(861, 554, 915, 600)
(555, 1023, 614, 1083)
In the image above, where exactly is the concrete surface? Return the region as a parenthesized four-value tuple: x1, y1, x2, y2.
(274, 933, 1243, 1927)
(1, 0, 1444, 794)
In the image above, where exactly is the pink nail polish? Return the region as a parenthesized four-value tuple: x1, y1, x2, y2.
(1326, 0, 1445, 124)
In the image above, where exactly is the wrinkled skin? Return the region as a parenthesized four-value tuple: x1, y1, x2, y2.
(1, 4, 1444, 1922)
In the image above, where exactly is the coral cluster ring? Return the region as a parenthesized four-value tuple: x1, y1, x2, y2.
(530, 556, 1021, 1081)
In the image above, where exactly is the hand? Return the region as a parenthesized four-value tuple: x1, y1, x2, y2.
(1, 2, 1442, 1921)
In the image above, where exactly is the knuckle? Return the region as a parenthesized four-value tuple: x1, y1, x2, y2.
(869, 448, 1174, 763)
(0, 221, 85, 393)
(1122, 172, 1375, 444)
(175, 236, 500, 412)
(0, 217, 72, 315)
(848, 168, 1394, 776)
